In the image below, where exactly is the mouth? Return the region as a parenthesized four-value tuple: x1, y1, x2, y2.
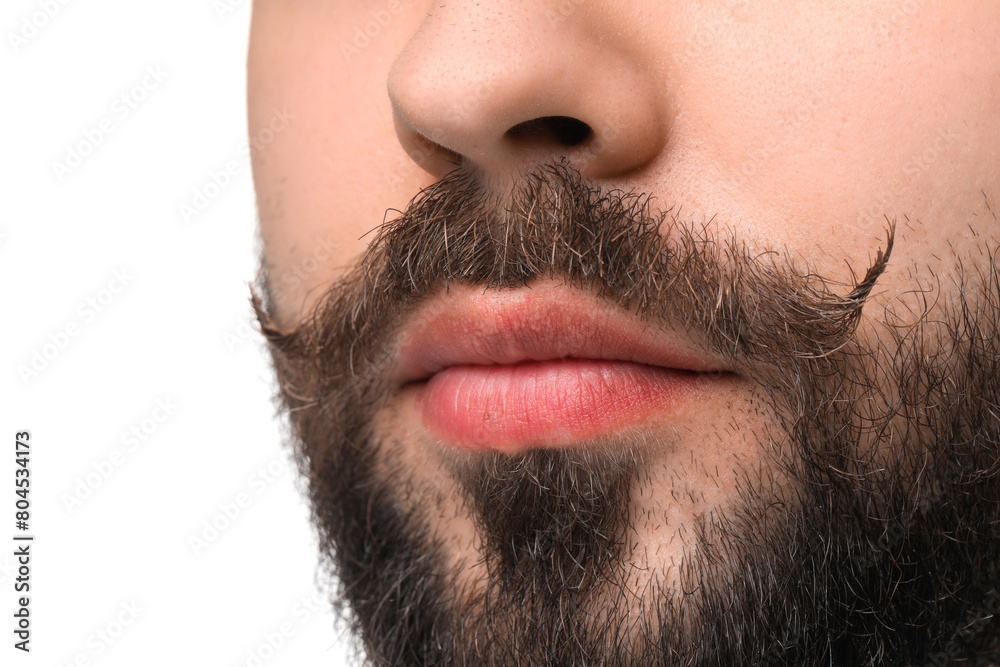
(395, 281, 735, 450)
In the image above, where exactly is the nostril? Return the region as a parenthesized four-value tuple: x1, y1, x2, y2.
(505, 116, 593, 147)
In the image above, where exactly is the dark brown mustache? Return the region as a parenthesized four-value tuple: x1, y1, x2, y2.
(254, 161, 891, 403)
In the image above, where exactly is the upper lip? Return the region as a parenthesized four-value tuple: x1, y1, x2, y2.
(393, 281, 732, 385)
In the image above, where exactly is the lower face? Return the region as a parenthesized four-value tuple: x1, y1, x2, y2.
(248, 1, 1000, 664)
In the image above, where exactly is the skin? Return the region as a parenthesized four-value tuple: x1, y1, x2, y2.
(250, 0, 1000, 319)
(247, 0, 1000, 657)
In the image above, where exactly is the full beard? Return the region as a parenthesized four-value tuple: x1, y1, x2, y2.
(255, 164, 1000, 665)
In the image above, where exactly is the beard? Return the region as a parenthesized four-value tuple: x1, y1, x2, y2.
(255, 163, 1000, 665)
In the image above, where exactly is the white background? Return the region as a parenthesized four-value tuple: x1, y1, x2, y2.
(2, 1, 353, 665)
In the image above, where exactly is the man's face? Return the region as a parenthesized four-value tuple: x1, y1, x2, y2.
(248, 2, 1000, 664)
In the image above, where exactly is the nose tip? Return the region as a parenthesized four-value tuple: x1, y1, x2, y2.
(387, 3, 668, 186)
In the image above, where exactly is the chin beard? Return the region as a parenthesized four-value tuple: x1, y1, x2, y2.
(255, 164, 1000, 665)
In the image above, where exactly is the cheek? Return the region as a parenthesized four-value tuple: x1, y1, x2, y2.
(248, 0, 437, 320)
(666, 3, 1000, 283)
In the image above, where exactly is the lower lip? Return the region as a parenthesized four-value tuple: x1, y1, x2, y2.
(415, 359, 700, 450)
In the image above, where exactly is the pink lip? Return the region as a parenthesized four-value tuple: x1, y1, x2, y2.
(395, 282, 732, 450)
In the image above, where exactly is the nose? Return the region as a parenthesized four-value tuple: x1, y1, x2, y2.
(387, 2, 668, 188)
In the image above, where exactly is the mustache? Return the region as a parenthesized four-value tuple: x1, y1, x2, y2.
(254, 162, 892, 400)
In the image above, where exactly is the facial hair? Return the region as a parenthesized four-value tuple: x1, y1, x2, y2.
(255, 163, 1000, 665)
